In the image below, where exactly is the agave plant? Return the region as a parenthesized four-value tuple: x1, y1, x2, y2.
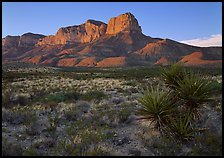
(160, 63, 185, 89)
(138, 85, 177, 133)
(175, 71, 213, 119)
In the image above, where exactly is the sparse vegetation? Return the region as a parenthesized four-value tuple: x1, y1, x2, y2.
(2, 64, 222, 156)
(81, 90, 107, 102)
(138, 63, 216, 144)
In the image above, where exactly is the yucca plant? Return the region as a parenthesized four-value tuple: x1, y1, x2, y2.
(160, 63, 185, 89)
(175, 71, 213, 119)
(167, 111, 195, 142)
(138, 85, 177, 133)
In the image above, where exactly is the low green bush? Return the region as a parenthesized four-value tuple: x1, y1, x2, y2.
(81, 90, 107, 102)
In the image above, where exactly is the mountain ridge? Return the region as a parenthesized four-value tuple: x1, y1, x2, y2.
(2, 12, 222, 67)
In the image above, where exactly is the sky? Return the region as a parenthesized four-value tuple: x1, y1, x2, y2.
(2, 2, 222, 47)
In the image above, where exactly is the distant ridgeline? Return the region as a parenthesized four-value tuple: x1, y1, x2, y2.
(2, 12, 222, 68)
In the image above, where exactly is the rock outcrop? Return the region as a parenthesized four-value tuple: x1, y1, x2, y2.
(18, 33, 45, 47)
(2, 12, 222, 68)
(106, 12, 142, 35)
(2, 36, 20, 48)
(2, 33, 45, 48)
(96, 57, 127, 67)
(37, 20, 107, 45)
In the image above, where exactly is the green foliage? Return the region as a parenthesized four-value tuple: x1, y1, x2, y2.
(167, 112, 195, 142)
(43, 91, 80, 103)
(175, 72, 213, 119)
(62, 115, 113, 156)
(22, 147, 40, 156)
(81, 90, 107, 102)
(190, 131, 222, 156)
(139, 63, 215, 142)
(138, 85, 177, 132)
(209, 80, 222, 93)
(160, 63, 185, 89)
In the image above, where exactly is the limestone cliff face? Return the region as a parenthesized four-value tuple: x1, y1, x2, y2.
(2, 36, 20, 48)
(2, 12, 222, 68)
(37, 20, 107, 45)
(18, 33, 45, 47)
(106, 12, 142, 34)
(2, 33, 45, 48)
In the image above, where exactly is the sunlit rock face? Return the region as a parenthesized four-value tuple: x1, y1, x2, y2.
(106, 12, 142, 35)
(37, 20, 107, 45)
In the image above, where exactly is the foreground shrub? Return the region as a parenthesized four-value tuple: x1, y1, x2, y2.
(138, 85, 177, 132)
(138, 63, 215, 142)
(175, 72, 213, 119)
(160, 63, 185, 89)
(168, 112, 195, 142)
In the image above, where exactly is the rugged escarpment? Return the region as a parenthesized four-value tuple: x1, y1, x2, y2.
(2, 12, 222, 67)
(106, 12, 142, 34)
(37, 20, 107, 45)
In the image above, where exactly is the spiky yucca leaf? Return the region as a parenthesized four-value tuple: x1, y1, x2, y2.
(175, 72, 213, 119)
(160, 63, 185, 89)
(168, 112, 195, 142)
(138, 85, 177, 132)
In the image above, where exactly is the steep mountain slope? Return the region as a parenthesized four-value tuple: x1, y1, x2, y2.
(2, 12, 222, 67)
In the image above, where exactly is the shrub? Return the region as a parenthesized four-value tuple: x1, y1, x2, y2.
(209, 80, 222, 93)
(44, 92, 66, 103)
(64, 106, 82, 121)
(14, 95, 29, 106)
(138, 85, 177, 132)
(81, 90, 107, 102)
(43, 91, 80, 103)
(22, 147, 40, 156)
(175, 72, 213, 119)
(160, 63, 185, 89)
(138, 63, 215, 142)
(167, 112, 195, 142)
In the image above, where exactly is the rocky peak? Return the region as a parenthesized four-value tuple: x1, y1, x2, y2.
(2, 35, 20, 48)
(37, 20, 107, 45)
(18, 33, 45, 47)
(106, 12, 142, 35)
(85, 19, 106, 26)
